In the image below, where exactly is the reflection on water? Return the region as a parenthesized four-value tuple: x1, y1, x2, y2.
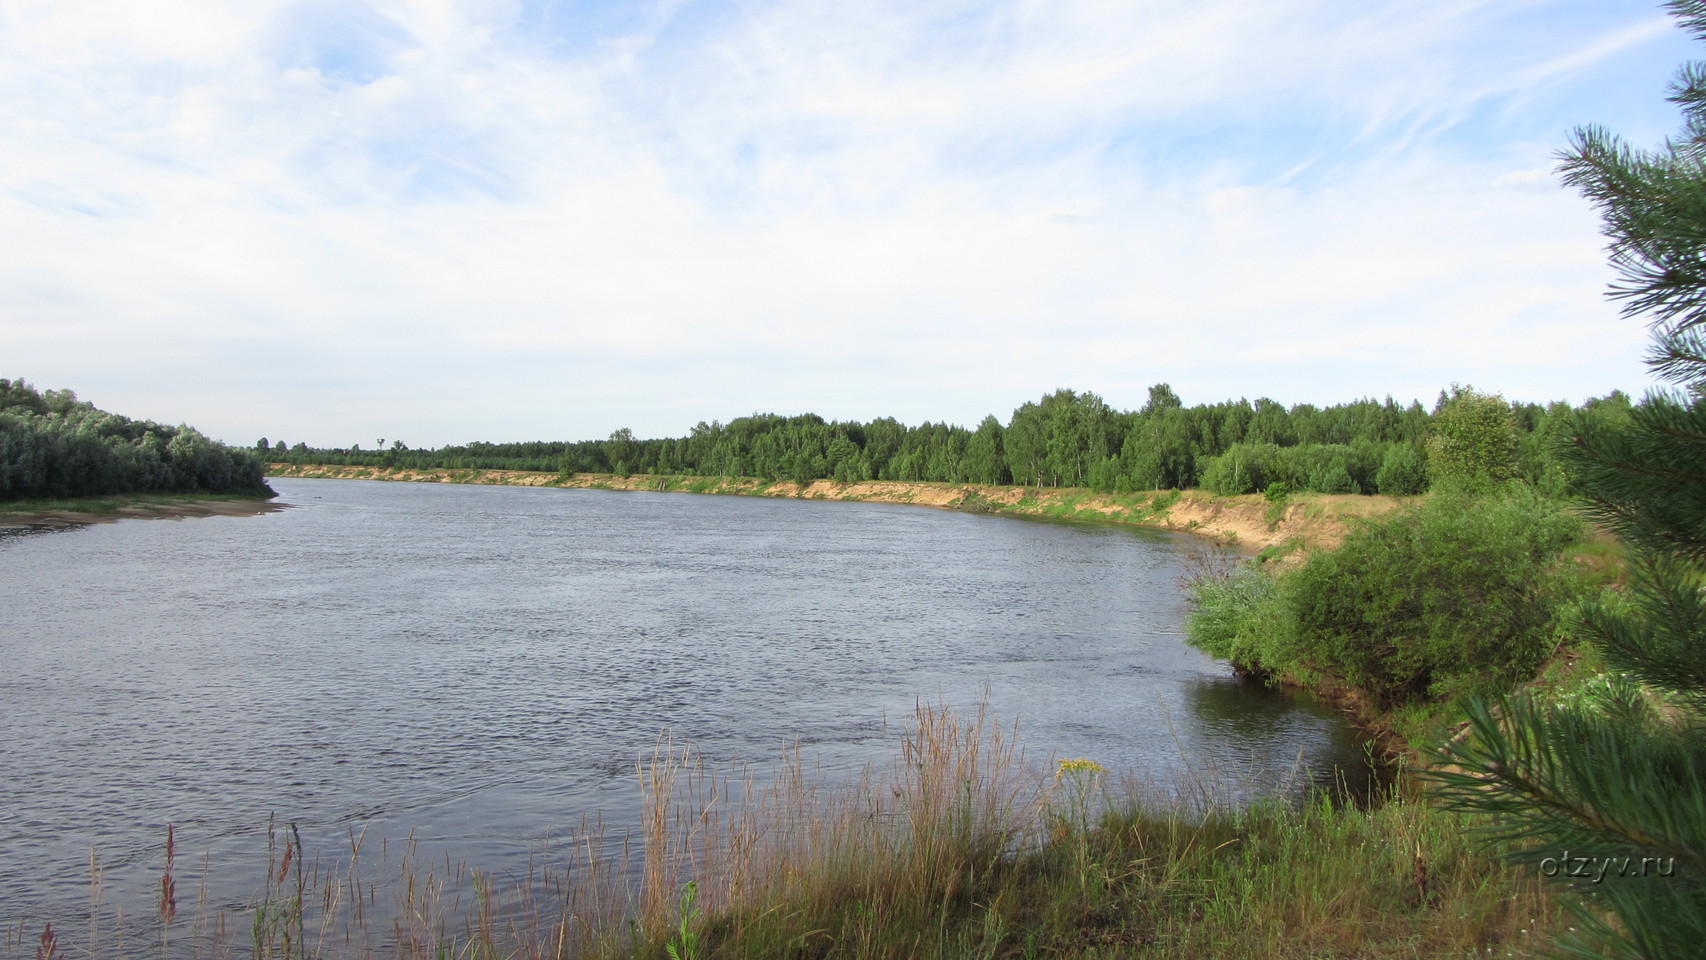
(0, 477, 1378, 932)
(1180, 673, 1390, 802)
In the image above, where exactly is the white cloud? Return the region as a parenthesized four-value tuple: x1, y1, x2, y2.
(0, 0, 1689, 445)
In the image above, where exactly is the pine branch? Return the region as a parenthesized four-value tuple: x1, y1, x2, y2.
(1433, 697, 1706, 872)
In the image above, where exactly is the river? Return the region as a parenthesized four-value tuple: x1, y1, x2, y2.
(0, 476, 1374, 940)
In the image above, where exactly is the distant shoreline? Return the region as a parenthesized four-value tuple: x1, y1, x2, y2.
(0, 493, 284, 530)
(265, 462, 1408, 552)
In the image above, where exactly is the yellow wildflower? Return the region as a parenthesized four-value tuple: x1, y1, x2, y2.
(1054, 757, 1105, 781)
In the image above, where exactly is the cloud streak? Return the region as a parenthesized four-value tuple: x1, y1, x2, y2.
(0, 0, 1694, 446)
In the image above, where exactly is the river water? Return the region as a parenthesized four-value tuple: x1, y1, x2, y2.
(0, 477, 1373, 937)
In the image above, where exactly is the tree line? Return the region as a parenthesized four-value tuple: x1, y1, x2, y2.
(0, 379, 272, 501)
(266, 382, 1634, 497)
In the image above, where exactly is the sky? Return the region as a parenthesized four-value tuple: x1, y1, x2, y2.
(1, 0, 1700, 448)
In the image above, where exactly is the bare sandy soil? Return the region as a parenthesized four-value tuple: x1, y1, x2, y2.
(0, 497, 285, 530)
(267, 464, 1404, 551)
(1155, 491, 1404, 551)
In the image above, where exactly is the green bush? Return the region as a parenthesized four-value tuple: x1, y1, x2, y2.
(1187, 486, 1586, 706)
(1427, 386, 1521, 491)
(1184, 562, 1297, 680)
(1374, 444, 1428, 495)
(1283, 487, 1582, 704)
(1308, 460, 1358, 494)
(1149, 488, 1181, 512)
(1198, 445, 1267, 495)
(1199, 442, 1382, 496)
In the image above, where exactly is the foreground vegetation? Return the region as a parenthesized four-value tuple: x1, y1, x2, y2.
(7, 703, 1563, 960)
(1175, 409, 1695, 958)
(1191, 5, 1706, 951)
(1431, 5, 1706, 954)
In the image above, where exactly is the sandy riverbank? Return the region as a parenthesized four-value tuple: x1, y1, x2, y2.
(0, 496, 285, 530)
(266, 463, 1406, 552)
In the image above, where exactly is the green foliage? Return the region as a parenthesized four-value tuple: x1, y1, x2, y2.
(1199, 444, 1265, 495)
(1306, 455, 1357, 494)
(1183, 562, 1294, 678)
(1434, 692, 1706, 959)
(1198, 442, 1377, 496)
(1431, 8, 1706, 955)
(1374, 443, 1428, 495)
(1427, 385, 1521, 491)
(963, 414, 1008, 484)
(603, 426, 636, 477)
(665, 881, 700, 960)
(1284, 488, 1580, 704)
(1187, 488, 1583, 705)
(0, 379, 271, 501)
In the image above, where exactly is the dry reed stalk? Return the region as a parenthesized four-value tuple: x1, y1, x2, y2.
(33, 924, 63, 960)
(638, 731, 682, 923)
(87, 847, 103, 960)
(391, 834, 456, 957)
(620, 696, 1042, 952)
(183, 850, 219, 960)
(9, 699, 1047, 960)
(892, 699, 1039, 897)
(157, 824, 177, 959)
(158, 825, 177, 926)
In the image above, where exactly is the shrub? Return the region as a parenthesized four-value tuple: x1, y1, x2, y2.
(1375, 444, 1428, 495)
(1198, 446, 1266, 495)
(1186, 486, 1585, 706)
(1200, 442, 1383, 496)
(1307, 460, 1357, 494)
(1282, 487, 1582, 704)
(1183, 562, 1296, 680)
(1428, 386, 1521, 491)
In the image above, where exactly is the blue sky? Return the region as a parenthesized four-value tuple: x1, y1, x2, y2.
(1, 0, 1698, 447)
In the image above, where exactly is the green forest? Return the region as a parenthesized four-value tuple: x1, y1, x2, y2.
(0, 378, 272, 501)
(265, 382, 1635, 498)
(5, 371, 1638, 506)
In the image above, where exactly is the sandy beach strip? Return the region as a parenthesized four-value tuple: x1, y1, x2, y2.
(266, 463, 1403, 552)
(0, 496, 286, 531)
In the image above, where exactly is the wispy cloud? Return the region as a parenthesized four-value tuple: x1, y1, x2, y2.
(0, 0, 1693, 445)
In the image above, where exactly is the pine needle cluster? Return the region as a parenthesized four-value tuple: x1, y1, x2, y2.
(1431, 3, 1706, 956)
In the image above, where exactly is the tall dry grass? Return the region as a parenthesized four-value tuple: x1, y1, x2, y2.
(623, 699, 1042, 953)
(4, 699, 1565, 960)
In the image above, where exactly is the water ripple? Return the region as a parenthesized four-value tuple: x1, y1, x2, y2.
(0, 477, 1371, 930)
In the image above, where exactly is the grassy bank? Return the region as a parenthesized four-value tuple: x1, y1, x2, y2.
(6, 703, 1562, 960)
(266, 463, 1404, 552)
